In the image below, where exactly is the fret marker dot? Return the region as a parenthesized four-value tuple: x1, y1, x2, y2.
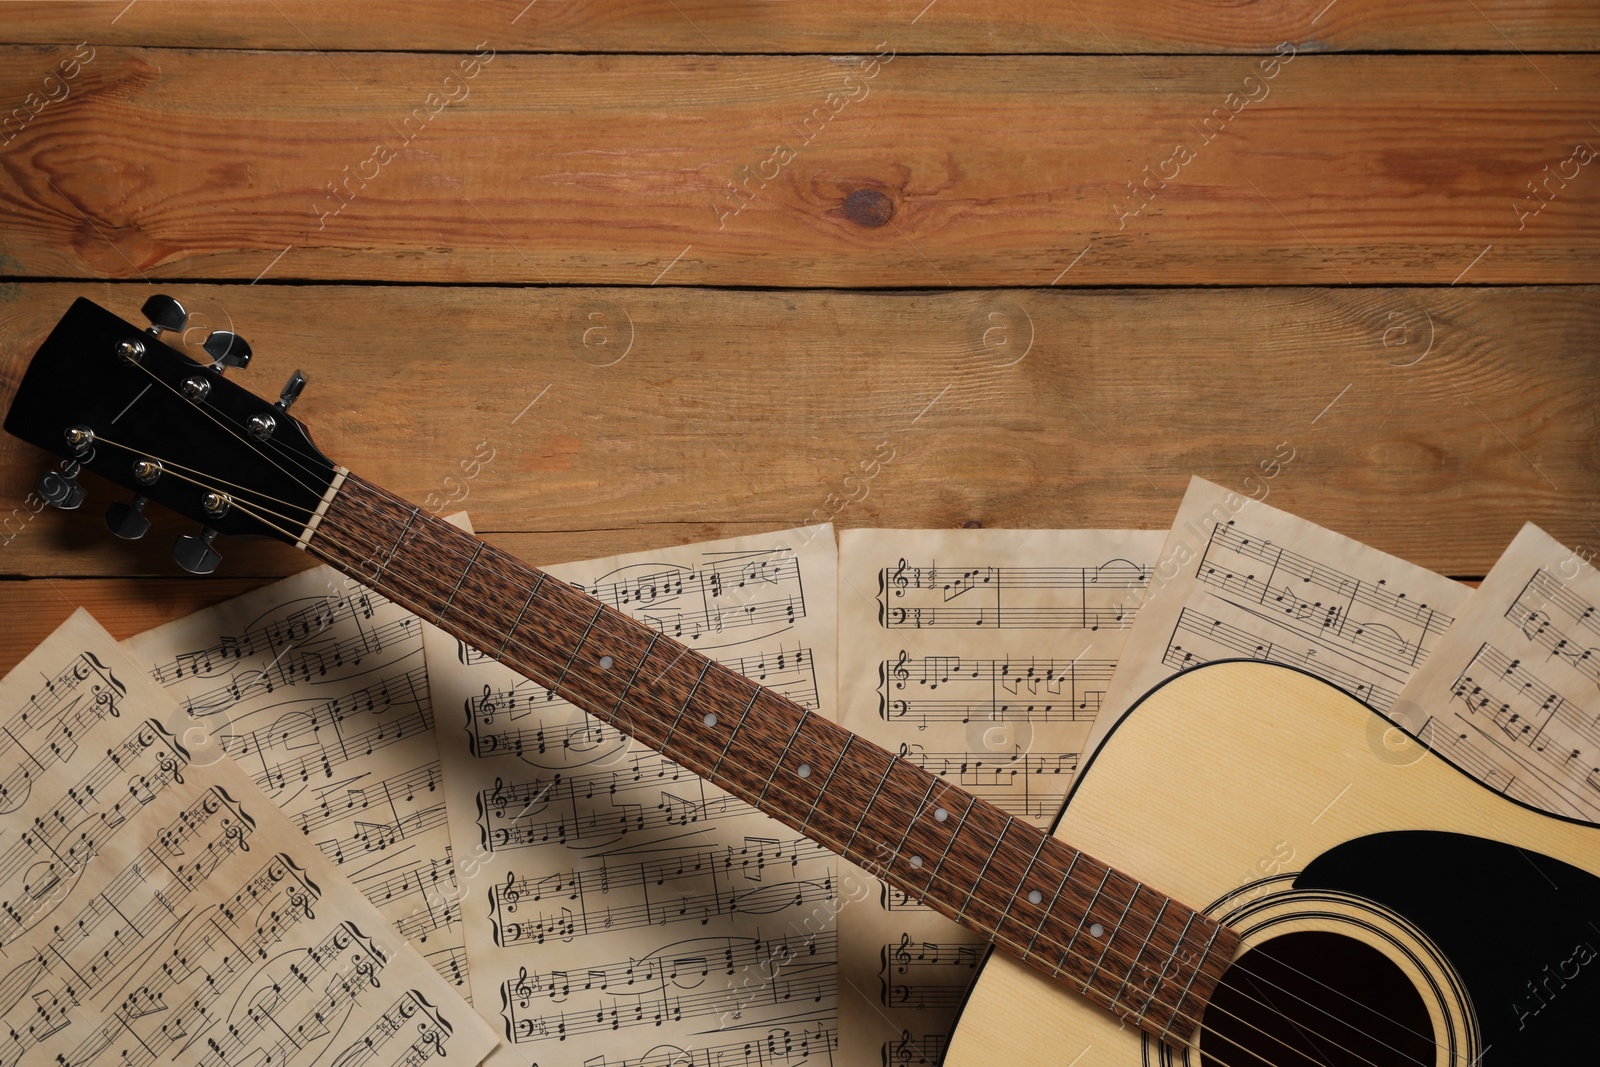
(909, 855, 923, 869)
(933, 806, 949, 822)
(1089, 923, 1105, 938)
(796, 763, 812, 778)
(1027, 889, 1043, 905)
(703, 712, 718, 727)
(598, 655, 614, 669)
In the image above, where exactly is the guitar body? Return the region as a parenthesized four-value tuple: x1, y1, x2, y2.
(945, 661, 1600, 1065)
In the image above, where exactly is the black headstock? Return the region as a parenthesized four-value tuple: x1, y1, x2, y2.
(4, 297, 337, 571)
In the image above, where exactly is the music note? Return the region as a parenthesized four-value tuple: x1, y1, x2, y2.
(3, 610, 496, 1067)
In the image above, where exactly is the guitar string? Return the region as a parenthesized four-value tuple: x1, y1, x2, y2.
(84, 418, 1442, 1067)
(87, 434, 327, 521)
(117, 357, 340, 502)
(270, 468, 1446, 1062)
(82, 373, 1447, 1067)
(68, 326, 1443, 1061)
(230, 489, 1439, 1067)
(309, 501, 1452, 1067)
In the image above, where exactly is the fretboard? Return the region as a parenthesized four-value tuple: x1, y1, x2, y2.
(305, 471, 1239, 1049)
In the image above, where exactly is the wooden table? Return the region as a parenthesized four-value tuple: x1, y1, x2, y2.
(1, 1, 1596, 675)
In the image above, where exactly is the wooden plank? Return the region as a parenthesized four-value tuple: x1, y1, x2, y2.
(0, 577, 270, 677)
(0, 49, 1595, 286)
(4, 1, 1597, 54)
(3, 283, 1594, 582)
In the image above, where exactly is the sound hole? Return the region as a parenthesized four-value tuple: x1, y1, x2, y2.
(1199, 931, 1435, 1067)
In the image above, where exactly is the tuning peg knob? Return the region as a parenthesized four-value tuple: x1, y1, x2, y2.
(276, 370, 308, 411)
(105, 495, 152, 540)
(173, 527, 222, 574)
(37, 463, 86, 510)
(140, 294, 189, 336)
(203, 331, 252, 372)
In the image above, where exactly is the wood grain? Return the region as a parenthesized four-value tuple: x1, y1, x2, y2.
(0, 279, 1583, 671)
(3, 283, 1594, 584)
(309, 471, 1238, 1047)
(5, 1, 1597, 54)
(1, 49, 1595, 285)
(0, 576, 270, 677)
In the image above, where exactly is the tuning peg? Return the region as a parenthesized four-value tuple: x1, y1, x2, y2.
(276, 369, 308, 411)
(36, 462, 86, 510)
(173, 527, 222, 574)
(140, 294, 188, 337)
(202, 331, 252, 372)
(105, 495, 151, 540)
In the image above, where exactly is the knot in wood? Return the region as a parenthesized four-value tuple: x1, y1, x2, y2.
(842, 188, 894, 227)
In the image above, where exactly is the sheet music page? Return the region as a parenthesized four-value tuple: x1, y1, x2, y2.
(0, 609, 498, 1067)
(1391, 523, 1600, 821)
(833, 528, 1164, 1067)
(1084, 476, 1472, 762)
(425, 526, 841, 1067)
(122, 561, 474, 998)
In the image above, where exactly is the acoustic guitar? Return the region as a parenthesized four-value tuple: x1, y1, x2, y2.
(6, 296, 1596, 1065)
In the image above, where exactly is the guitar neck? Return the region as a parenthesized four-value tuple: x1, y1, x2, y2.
(304, 470, 1238, 1048)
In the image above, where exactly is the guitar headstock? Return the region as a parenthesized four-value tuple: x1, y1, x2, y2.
(3, 296, 337, 572)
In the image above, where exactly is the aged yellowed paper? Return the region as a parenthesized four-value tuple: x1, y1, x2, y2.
(1085, 476, 1471, 762)
(1393, 522, 1600, 821)
(834, 528, 1164, 1066)
(0, 609, 498, 1067)
(426, 526, 840, 1067)
(124, 563, 473, 998)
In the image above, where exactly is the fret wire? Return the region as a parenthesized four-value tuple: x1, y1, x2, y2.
(1085, 881, 1143, 993)
(755, 706, 810, 807)
(954, 816, 1010, 925)
(612, 631, 664, 720)
(662, 658, 715, 749)
(436, 541, 485, 624)
(551, 602, 606, 693)
(799, 734, 854, 837)
(989, 825, 1051, 940)
(1141, 909, 1197, 1023)
(1056, 866, 1112, 981)
(706, 684, 763, 782)
(923, 795, 978, 898)
(1118, 898, 1172, 1022)
(1025, 851, 1080, 954)
(319, 484, 1230, 1032)
(494, 573, 545, 660)
(542, 652, 1172, 1037)
(841, 756, 898, 856)
(1162, 911, 1226, 1041)
(1126, 908, 1190, 1023)
(879, 772, 940, 878)
(333, 536, 1207, 1035)
(374, 505, 420, 583)
(585, 641, 1040, 957)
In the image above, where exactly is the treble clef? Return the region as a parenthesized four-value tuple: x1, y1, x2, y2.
(500, 871, 521, 912)
(352, 953, 380, 990)
(416, 1023, 446, 1058)
(891, 558, 910, 596)
(288, 885, 316, 921)
(894, 932, 912, 974)
(224, 817, 251, 853)
(157, 749, 184, 786)
(891, 650, 910, 688)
